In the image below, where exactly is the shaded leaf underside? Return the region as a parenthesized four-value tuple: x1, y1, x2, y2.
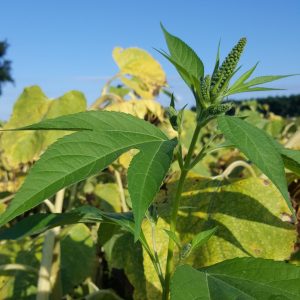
(0, 206, 134, 240)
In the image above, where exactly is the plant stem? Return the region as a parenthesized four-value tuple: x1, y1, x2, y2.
(162, 124, 201, 300)
(114, 169, 128, 212)
(36, 189, 65, 300)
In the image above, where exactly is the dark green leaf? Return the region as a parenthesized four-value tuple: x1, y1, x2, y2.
(171, 258, 300, 299)
(0, 206, 134, 240)
(0, 111, 176, 240)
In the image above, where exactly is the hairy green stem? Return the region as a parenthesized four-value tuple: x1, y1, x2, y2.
(162, 124, 202, 300)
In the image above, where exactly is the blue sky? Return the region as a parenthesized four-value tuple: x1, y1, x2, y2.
(1, 0, 299, 120)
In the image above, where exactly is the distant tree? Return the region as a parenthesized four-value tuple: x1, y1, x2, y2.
(0, 40, 14, 95)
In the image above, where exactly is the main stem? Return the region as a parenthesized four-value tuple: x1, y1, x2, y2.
(162, 124, 201, 300)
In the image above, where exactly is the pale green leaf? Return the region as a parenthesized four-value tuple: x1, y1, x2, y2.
(217, 116, 293, 215)
(171, 258, 300, 300)
(190, 227, 218, 252)
(226, 74, 292, 96)
(228, 62, 258, 91)
(228, 86, 283, 95)
(244, 74, 293, 87)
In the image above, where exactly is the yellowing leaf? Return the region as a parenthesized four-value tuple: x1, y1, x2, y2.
(94, 183, 122, 212)
(105, 99, 164, 122)
(1, 86, 87, 168)
(140, 176, 296, 298)
(113, 47, 166, 98)
(175, 176, 296, 266)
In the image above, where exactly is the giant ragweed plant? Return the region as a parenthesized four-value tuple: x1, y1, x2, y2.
(0, 25, 300, 300)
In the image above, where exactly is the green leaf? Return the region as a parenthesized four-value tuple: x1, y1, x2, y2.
(227, 62, 258, 92)
(226, 74, 292, 96)
(278, 148, 300, 176)
(60, 224, 96, 295)
(212, 40, 221, 78)
(271, 145, 300, 176)
(171, 258, 300, 300)
(180, 228, 218, 260)
(228, 86, 283, 95)
(0, 111, 177, 240)
(217, 116, 293, 215)
(265, 139, 300, 176)
(155, 49, 194, 90)
(190, 227, 218, 252)
(244, 74, 293, 87)
(128, 141, 176, 238)
(160, 24, 204, 85)
(0, 206, 135, 240)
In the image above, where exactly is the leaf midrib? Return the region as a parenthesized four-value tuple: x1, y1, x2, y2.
(3, 138, 167, 225)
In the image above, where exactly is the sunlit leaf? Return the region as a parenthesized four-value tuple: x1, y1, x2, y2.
(160, 24, 204, 87)
(217, 115, 293, 215)
(0, 111, 176, 240)
(113, 47, 166, 98)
